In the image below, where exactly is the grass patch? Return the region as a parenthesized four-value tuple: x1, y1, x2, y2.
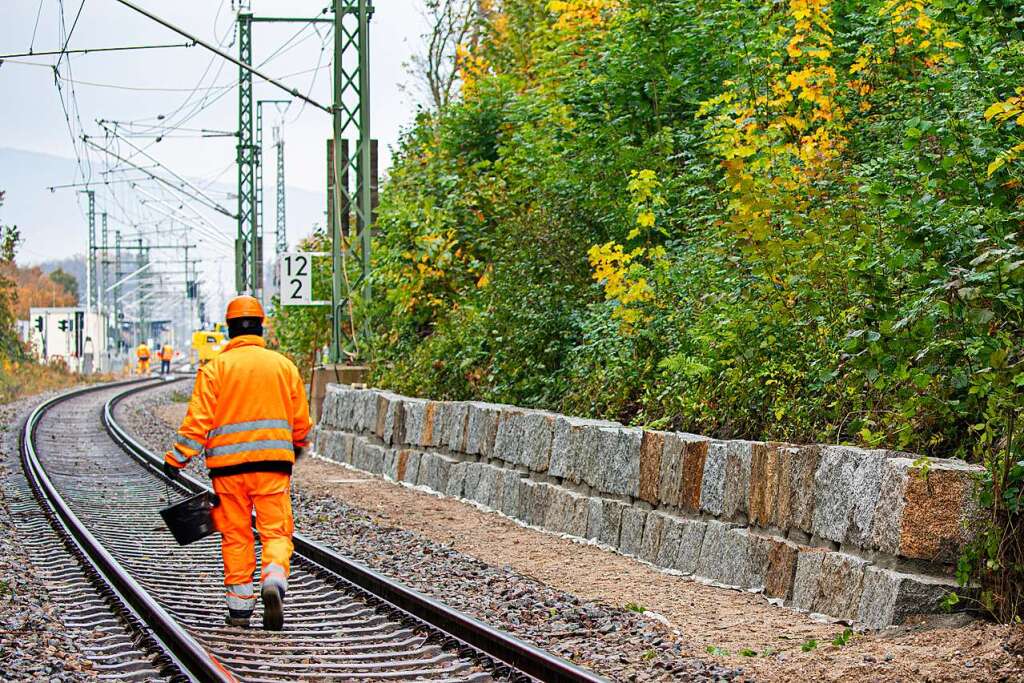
(0, 360, 109, 403)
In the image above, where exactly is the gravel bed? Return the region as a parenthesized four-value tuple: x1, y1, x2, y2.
(0, 394, 99, 681)
(119, 381, 743, 682)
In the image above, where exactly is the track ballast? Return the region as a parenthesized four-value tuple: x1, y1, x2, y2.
(21, 380, 604, 683)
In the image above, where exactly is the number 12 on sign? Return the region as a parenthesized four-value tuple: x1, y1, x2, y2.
(281, 253, 312, 305)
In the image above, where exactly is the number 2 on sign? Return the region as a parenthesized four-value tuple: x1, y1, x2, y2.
(282, 253, 312, 305)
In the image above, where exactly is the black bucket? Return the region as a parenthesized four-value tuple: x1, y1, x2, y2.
(159, 491, 220, 546)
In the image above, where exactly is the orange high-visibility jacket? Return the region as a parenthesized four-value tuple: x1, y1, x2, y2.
(165, 335, 311, 477)
(161, 344, 174, 361)
(137, 343, 150, 360)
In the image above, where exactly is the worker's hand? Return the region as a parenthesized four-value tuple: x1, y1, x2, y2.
(162, 459, 182, 480)
(293, 446, 305, 461)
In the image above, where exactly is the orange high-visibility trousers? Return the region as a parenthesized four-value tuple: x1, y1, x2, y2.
(210, 471, 294, 586)
(137, 358, 150, 374)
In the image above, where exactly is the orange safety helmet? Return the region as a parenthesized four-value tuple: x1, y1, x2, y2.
(225, 295, 265, 321)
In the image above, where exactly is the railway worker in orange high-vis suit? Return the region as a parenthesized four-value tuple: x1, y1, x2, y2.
(162, 295, 311, 630)
(159, 343, 174, 374)
(136, 342, 151, 375)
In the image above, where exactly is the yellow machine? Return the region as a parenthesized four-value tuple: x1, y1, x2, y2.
(192, 323, 226, 366)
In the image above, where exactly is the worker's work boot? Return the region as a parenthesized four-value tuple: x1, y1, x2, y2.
(261, 565, 288, 631)
(224, 583, 255, 627)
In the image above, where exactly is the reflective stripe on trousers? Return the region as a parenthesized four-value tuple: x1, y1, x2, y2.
(225, 583, 255, 613)
(262, 562, 288, 592)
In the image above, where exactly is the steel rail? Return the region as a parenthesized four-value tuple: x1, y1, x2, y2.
(21, 378, 234, 683)
(105, 380, 607, 683)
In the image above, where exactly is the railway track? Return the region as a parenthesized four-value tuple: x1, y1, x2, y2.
(20, 379, 605, 683)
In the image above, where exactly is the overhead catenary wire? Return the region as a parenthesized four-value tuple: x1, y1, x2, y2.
(54, 0, 86, 71)
(83, 132, 236, 218)
(97, 121, 237, 208)
(110, 0, 332, 113)
(0, 42, 195, 60)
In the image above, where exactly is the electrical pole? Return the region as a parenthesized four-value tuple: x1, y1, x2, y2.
(275, 123, 286, 259)
(139, 239, 149, 343)
(256, 99, 289, 300)
(330, 0, 374, 363)
(81, 190, 96, 316)
(236, 10, 259, 298)
(100, 211, 109, 370)
(115, 229, 122, 353)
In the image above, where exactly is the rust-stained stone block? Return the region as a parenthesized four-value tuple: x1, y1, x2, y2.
(395, 449, 410, 481)
(421, 401, 441, 447)
(899, 462, 979, 563)
(748, 442, 778, 527)
(662, 433, 711, 512)
(639, 430, 666, 505)
(402, 450, 422, 484)
(787, 444, 820, 533)
(722, 441, 757, 519)
(758, 534, 800, 600)
(373, 392, 389, 438)
(870, 457, 980, 563)
(678, 436, 709, 513)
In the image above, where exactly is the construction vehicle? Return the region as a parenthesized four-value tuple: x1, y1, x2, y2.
(192, 323, 227, 366)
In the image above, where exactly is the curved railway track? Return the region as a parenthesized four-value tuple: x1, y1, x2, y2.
(20, 379, 606, 683)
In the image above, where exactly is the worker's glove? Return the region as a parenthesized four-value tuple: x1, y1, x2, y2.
(294, 446, 305, 461)
(162, 460, 182, 480)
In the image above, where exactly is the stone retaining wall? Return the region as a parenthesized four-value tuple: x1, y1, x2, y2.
(313, 385, 982, 629)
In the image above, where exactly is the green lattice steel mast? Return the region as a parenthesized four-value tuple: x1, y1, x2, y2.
(274, 124, 286, 257)
(232, 2, 373, 360)
(236, 10, 259, 298)
(331, 0, 373, 362)
(256, 98, 289, 295)
(81, 190, 96, 314)
(114, 229, 122, 351)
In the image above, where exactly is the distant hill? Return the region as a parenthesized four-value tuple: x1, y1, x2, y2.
(0, 147, 328, 267)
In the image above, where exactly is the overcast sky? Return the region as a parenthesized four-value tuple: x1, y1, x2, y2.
(0, 0, 432, 264)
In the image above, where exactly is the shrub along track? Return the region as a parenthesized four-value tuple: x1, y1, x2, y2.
(21, 379, 605, 682)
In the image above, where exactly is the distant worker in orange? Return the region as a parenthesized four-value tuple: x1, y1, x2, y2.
(160, 342, 174, 375)
(136, 342, 151, 375)
(162, 296, 311, 630)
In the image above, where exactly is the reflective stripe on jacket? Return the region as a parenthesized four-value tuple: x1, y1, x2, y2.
(161, 345, 173, 360)
(137, 344, 150, 360)
(166, 335, 311, 475)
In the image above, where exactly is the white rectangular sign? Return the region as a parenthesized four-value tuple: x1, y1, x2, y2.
(280, 252, 312, 305)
